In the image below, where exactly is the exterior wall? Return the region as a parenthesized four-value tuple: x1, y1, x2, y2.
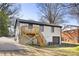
(62, 29, 79, 44)
(15, 22, 20, 43)
(41, 26, 61, 45)
(15, 22, 61, 45)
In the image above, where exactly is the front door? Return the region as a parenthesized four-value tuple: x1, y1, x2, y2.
(53, 36, 60, 44)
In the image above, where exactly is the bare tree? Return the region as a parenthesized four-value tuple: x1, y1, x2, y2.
(68, 3, 79, 24)
(0, 3, 20, 25)
(37, 3, 69, 24)
(0, 3, 20, 18)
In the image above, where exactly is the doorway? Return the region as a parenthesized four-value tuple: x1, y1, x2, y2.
(52, 36, 60, 44)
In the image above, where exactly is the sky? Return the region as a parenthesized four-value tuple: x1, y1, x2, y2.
(19, 3, 78, 25)
(20, 3, 39, 21)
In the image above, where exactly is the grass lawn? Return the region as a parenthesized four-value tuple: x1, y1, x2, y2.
(44, 43, 79, 56)
(25, 43, 79, 56)
(31, 43, 79, 56)
(45, 47, 79, 56)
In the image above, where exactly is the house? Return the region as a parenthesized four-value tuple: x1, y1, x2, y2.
(14, 19, 62, 46)
(62, 25, 79, 44)
(8, 26, 15, 37)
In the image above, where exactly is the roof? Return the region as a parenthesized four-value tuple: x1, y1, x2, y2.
(63, 25, 79, 31)
(14, 18, 62, 29)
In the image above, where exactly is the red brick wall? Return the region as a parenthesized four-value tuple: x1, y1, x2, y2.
(62, 29, 79, 44)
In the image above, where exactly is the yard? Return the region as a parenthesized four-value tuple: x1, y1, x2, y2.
(0, 45, 79, 56)
(40, 47, 79, 56)
(0, 37, 79, 56)
(28, 43, 79, 56)
(10, 45, 79, 56)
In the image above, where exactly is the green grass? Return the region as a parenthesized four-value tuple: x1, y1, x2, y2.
(46, 43, 79, 48)
(26, 43, 79, 56)
(74, 46, 79, 51)
(44, 46, 79, 56)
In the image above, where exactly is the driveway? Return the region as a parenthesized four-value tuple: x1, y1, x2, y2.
(0, 37, 26, 50)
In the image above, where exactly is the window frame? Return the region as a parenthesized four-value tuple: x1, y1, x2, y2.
(51, 27, 54, 32)
(40, 25, 44, 32)
(28, 24, 33, 29)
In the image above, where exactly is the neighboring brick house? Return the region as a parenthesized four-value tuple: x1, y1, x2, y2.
(14, 19, 62, 46)
(62, 25, 79, 44)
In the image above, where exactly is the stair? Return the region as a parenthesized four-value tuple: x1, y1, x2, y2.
(20, 26, 46, 47)
(35, 33, 46, 47)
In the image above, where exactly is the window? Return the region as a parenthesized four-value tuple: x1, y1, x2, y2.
(40, 25, 44, 32)
(28, 24, 33, 29)
(51, 27, 54, 32)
